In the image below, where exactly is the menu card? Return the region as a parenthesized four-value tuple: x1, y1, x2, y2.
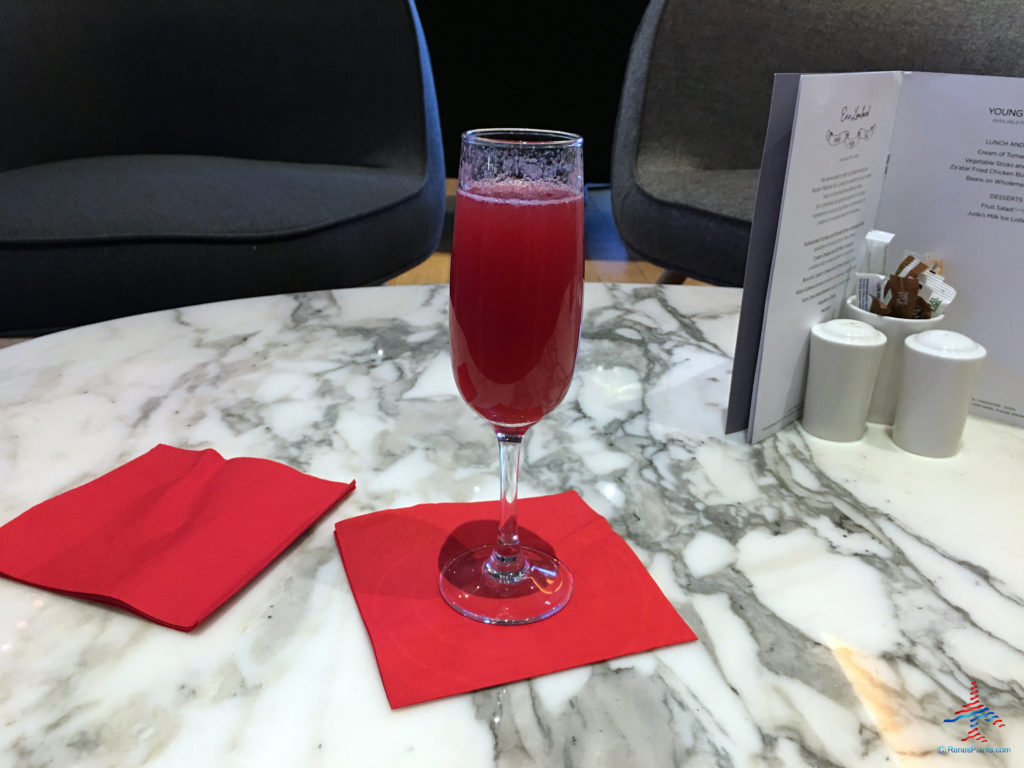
(728, 71, 1024, 441)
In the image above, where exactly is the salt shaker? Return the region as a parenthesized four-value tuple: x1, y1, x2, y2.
(802, 319, 887, 442)
(892, 330, 986, 458)
(842, 296, 944, 424)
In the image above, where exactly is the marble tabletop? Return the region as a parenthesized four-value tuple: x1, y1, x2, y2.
(0, 283, 1020, 767)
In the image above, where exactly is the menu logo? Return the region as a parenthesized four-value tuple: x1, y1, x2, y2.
(990, 106, 1024, 118)
(826, 104, 875, 148)
(841, 104, 871, 121)
(825, 124, 876, 149)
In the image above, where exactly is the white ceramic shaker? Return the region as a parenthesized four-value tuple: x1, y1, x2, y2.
(802, 319, 887, 441)
(892, 330, 986, 458)
(842, 296, 944, 424)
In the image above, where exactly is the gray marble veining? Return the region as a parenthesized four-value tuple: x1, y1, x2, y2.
(0, 284, 1020, 767)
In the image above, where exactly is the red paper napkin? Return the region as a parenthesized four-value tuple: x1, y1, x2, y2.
(334, 491, 697, 708)
(0, 444, 354, 631)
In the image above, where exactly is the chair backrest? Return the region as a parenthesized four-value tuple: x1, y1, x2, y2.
(0, 0, 433, 173)
(627, 0, 1024, 174)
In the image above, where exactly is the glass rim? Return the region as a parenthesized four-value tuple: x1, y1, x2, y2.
(462, 128, 583, 148)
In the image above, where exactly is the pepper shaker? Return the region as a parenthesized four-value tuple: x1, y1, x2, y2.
(802, 319, 887, 442)
(892, 330, 986, 458)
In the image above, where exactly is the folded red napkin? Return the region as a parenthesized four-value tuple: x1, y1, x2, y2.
(334, 491, 697, 708)
(0, 444, 354, 631)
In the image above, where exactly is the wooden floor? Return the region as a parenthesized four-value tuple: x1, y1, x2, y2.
(0, 253, 672, 352)
(387, 252, 667, 286)
(0, 257, 674, 350)
(0, 184, 696, 350)
(389, 178, 677, 286)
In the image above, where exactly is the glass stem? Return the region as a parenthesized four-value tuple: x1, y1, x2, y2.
(487, 431, 526, 581)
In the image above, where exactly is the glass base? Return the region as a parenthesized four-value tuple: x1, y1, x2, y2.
(439, 545, 573, 625)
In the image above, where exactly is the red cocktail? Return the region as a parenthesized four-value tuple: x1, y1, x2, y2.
(441, 129, 584, 624)
(449, 180, 584, 431)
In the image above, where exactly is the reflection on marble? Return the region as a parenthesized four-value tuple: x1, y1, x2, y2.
(0, 284, 1020, 767)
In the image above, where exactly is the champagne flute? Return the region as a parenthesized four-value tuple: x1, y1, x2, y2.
(441, 128, 584, 624)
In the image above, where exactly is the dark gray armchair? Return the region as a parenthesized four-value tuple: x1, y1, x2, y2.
(611, 0, 1024, 286)
(0, 0, 444, 335)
